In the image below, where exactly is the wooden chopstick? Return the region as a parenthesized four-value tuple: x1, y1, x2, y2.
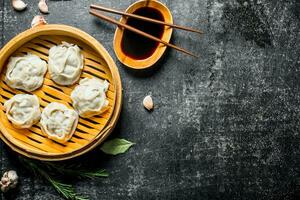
(90, 4, 204, 35)
(89, 9, 198, 58)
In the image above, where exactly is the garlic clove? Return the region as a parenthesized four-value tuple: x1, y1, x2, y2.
(38, 0, 49, 14)
(6, 171, 18, 185)
(143, 95, 154, 111)
(0, 170, 18, 192)
(1, 177, 9, 184)
(31, 15, 47, 28)
(11, 0, 27, 11)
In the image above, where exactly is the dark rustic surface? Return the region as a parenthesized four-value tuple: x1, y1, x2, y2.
(0, 0, 299, 199)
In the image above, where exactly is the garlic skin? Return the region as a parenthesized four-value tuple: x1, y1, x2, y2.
(11, 0, 27, 11)
(31, 15, 47, 28)
(0, 170, 18, 193)
(38, 0, 49, 14)
(143, 95, 154, 111)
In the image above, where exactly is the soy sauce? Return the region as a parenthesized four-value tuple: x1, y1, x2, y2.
(121, 7, 165, 60)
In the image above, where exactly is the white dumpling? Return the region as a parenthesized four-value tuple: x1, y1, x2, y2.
(48, 42, 84, 86)
(40, 102, 78, 143)
(5, 54, 47, 92)
(71, 77, 109, 118)
(4, 94, 41, 129)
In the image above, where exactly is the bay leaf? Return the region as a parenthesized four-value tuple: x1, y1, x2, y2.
(100, 138, 135, 155)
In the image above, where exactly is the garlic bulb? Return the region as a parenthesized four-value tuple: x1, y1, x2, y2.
(38, 0, 49, 14)
(0, 170, 18, 193)
(143, 95, 154, 111)
(31, 15, 47, 28)
(11, 0, 27, 11)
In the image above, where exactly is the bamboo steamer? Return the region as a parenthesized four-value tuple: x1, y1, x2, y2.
(0, 24, 122, 161)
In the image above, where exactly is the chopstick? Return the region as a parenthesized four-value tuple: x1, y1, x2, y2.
(90, 4, 204, 35)
(89, 9, 198, 58)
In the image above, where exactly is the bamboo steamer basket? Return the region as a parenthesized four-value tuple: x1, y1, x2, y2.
(0, 24, 122, 161)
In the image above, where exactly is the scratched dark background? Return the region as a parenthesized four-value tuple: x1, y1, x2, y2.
(0, 0, 299, 199)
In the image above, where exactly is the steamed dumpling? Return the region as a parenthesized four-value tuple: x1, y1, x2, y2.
(48, 42, 84, 85)
(5, 54, 47, 92)
(40, 102, 78, 143)
(71, 78, 109, 118)
(4, 94, 41, 129)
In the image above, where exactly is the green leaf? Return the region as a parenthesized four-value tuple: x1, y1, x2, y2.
(79, 169, 109, 179)
(100, 138, 135, 155)
(48, 177, 88, 200)
(43, 162, 109, 179)
(20, 157, 88, 200)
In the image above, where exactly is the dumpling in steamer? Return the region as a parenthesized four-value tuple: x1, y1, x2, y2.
(4, 94, 41, 129)
(71, 77, 109, 118)
(48, 42, 84, 85)
(40, 102, 78, 143)
(5, 54, 47, 92)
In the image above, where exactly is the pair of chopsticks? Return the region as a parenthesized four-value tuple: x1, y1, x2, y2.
(89, 4, 203, 58)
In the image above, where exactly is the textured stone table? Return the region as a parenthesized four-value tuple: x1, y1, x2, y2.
(0, 0, 299, 199)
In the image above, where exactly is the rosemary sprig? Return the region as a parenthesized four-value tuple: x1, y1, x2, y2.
(20, 158, 92, 200)
(45, 174, 88, 200)
(17, 137, 134, 200)
(44, 162, 109, 179)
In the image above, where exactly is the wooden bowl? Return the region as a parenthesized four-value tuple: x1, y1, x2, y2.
(113, 0, 173, 69)
(0, 24, 122, 161)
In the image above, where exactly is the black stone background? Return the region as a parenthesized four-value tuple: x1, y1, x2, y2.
(0, 0, 299, 199)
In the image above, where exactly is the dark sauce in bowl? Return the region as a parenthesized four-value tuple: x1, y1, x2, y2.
(121, 7, 165, 60)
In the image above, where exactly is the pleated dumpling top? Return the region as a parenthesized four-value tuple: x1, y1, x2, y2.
(48, 42, 84, 86)
(71, 77, 109, 118)
(4, 94, 41, 129)
(40, 102, 78, 143)
(5, 54, 47, 92)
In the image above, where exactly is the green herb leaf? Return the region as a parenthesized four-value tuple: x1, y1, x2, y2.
(100, 138, 135, 155)
(20, 158, 88, 200)
(81, 169, 109, 179)
(44, 162, 109, 179)
(48, 177, 88, 200)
